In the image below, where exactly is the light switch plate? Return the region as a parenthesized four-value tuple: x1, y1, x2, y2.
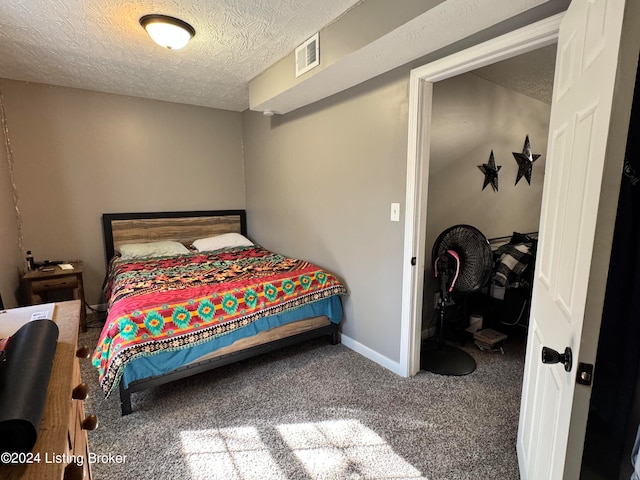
(390, 203, 400, 222)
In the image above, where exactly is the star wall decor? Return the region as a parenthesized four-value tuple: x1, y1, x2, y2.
(478, 150, 501, 192)
(512, 135, 541, 185)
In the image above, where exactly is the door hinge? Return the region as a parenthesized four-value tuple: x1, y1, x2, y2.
(576, 362, 594, 386)
(411, 257, 417, 266)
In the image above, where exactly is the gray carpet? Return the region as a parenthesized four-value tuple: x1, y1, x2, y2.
(79, 326, 524, 479)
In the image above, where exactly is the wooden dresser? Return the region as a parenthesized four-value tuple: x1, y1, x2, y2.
(0, 300, 96, 480)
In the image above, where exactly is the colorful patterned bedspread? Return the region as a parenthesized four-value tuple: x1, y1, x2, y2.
(92, 246, 347, 397)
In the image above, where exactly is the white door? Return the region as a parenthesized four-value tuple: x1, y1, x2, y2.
(517, 1, 639, 479)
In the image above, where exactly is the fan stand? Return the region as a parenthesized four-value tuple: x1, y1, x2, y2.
(421, 295, 476, 375)
(421, 262, 476, 376)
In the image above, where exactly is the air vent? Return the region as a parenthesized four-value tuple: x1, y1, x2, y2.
(295, 33, 319, 77)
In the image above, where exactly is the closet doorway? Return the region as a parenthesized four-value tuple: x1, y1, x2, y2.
(421, 44, 556, 348)
(398, 14, 563, 378)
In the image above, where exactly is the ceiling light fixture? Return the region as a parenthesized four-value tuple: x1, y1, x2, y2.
(140, 14, 195, 50)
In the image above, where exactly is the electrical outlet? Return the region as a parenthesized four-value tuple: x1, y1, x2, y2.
(390, 203, 400, 222)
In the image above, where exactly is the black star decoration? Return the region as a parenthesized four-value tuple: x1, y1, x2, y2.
(478, 150, 501, 192)
(512, 135, 541, 185)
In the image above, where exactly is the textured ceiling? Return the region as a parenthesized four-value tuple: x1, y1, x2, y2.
(472, 44, 557, 105)
(0, 0, 362, 111)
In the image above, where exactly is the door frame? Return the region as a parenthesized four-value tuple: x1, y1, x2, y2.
(399, 13, 564, 377)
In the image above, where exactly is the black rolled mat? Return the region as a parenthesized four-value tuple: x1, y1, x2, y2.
(0, 319, 59, 457)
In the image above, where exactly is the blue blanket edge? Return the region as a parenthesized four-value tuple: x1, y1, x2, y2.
(121, 295, 343, 389)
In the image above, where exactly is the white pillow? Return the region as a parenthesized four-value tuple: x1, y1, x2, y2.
(192, 233, 253, 252)
(119, 240, 190, 259)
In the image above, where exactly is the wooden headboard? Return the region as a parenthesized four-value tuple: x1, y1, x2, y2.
(102, 210, 247, 262)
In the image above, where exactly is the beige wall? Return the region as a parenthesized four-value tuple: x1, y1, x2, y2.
(428, 72, 549, 243)
(243, 66, 410, 363)
(0, 79, 245, 305)
(0, 92, 22, 307)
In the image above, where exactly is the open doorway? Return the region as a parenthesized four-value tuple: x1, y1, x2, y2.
(398, 13, 563, 378)
(420, 45, 556, 362)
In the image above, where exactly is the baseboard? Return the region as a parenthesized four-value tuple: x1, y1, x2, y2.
(340, 334, 403, 376)
(89, 303, 108, 312)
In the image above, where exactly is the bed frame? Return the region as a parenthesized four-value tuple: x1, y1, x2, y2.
(102, 210, 249, 262)
(101, 210, 340, 415)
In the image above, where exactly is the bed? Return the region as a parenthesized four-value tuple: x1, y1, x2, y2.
(92, 210, 347, 415)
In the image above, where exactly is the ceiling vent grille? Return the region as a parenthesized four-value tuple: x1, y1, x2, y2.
(295, 33, 319, 77)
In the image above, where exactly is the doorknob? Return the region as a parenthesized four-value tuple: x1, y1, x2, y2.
(541, 346, 573, 372)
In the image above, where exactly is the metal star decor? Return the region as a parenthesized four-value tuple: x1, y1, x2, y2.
(478, 150, 501, 192)
(512, 135, 541, 185)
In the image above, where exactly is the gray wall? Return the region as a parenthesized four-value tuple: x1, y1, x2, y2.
(243, 66, 410, 364)
(0, 92, 22, 308)
(424, 72, 550, 321)
(0, 79, 245, 305)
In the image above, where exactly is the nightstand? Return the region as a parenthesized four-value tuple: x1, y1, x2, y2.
(23, 261, 87, 332)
